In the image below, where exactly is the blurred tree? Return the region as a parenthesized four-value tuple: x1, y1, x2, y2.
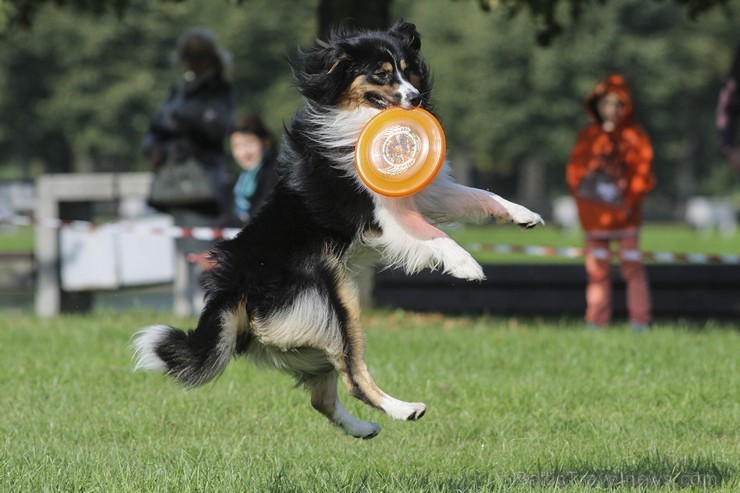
(317, 0, 391, 36)
(0, 33, 71, 176)
(477, 0, 733, 45)
(2, 0, 732, 44)
(0, 0, 316, 174)
(0, 0, 736, 208)
(397, 0, 738, 207)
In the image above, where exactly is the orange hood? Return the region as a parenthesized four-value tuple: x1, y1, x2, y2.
(585, 73, 634, 127)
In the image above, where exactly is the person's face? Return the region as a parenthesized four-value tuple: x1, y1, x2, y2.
(230, 132, 265, 170)
(597, 92, 625, 131)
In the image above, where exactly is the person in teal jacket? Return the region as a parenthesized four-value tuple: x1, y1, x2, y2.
(229, 114, 278, 225)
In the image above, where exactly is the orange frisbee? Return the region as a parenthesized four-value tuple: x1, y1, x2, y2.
(355, 107, 446, 197)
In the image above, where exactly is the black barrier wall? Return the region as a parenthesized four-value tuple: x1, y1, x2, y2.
(374, 264, 740, 319)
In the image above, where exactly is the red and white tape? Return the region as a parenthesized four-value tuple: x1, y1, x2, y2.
(3, 214, 738, 265)
(2, 214, 240, 241)
(466, 243, 740, 265)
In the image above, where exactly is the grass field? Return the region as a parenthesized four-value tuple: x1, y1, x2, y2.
(0, 310, 737, 492)
(445, 223, 739, 264)
(2, 222, 737, 264)
(0, 225, 34, 252)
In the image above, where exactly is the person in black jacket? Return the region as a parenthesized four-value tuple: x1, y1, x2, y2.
(717, 44, 740, 171)
(142, 28, 236, 316)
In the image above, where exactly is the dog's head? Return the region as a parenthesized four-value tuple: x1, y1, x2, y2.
(293, 21, 431, 111)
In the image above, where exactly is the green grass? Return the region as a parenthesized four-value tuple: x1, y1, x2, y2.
(446, 223, 739, 263)
(0, 310, 737, 491)
(0, 225, 34, 252)
(3, 223, 737, 264)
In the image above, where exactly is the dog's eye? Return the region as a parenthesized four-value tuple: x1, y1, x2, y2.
(370, 71, 392, 84)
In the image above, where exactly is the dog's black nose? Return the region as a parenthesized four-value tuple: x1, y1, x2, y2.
(408, 94, 422, 107)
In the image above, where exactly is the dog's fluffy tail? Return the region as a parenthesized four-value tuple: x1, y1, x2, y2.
(132, 305, 236, 388)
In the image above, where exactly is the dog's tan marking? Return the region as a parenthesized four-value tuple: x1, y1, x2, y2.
(340, 75, 406, 110)
(327, 54, 350, 75)
(341, 76, 372, 109)
(220, 297, 249, 337)
(205, 297, 248, 376)
(409, 73, 423, 91)
(398, 58, 423, 90)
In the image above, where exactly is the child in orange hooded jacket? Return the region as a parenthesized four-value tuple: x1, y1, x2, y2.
(566, 74, 656, 330)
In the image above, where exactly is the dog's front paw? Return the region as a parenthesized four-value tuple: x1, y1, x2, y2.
(509, 205, 545, 230)
(446, 254, 485, 281)
(442, 244, 485, 281)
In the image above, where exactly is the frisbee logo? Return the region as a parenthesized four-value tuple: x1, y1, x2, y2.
(355, 107, 446, 197)
(376, 125, 422, 176)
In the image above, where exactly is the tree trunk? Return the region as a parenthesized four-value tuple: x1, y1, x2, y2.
(448, 148, 472, 186)
(318, 0, 392, 38)
(676, 134, 699, 202)
(516, 155, 550, 217)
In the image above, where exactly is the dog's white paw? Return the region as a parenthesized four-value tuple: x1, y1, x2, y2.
(434, 239, 485, 280)
(448, 253, 485, 281)
(381, 396, 427, 421)
(508, 205, 545, 230)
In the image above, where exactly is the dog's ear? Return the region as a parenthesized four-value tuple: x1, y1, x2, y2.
(389, 21, 421, 54)
(314, 31, 354, 75)
(326, 52, 350, 75)
(293, 40, 339, 75)
(292, 37, 354, 106)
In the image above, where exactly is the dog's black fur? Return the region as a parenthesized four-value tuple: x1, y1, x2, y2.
(134, 21, 543, 438)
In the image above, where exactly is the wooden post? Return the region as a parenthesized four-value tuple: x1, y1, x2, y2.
(34, 173, 152, 317)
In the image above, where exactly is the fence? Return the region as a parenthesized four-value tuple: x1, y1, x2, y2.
(33, 173, 171, 316)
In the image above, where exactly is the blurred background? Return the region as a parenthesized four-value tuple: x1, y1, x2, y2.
(0, 0, 738, 316)
(0, 0, 737, 216)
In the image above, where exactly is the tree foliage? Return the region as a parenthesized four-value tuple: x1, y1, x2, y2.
(399, 0, 737, 200)
(1, 0, 732, 42)
(477, 0, 733, 45)
(0, 1, 316, 174)
(0, 0, 737, 203)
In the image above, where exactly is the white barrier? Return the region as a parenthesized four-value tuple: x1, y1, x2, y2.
(60, 216, 175, 291)
(685, 196, 737, 237)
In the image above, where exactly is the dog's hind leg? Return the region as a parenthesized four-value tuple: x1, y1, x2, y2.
(305, 370, 381, 439)
(327, 277, 427, 423)
(333, 354, 427, 422)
